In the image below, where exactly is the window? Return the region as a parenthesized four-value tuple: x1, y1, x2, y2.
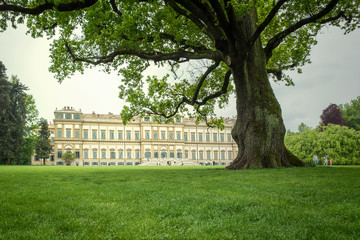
(58, 130, 62, 138)
(161, 152, 167, 158)
(199, 152, 203, 160)
(176, 118, 182, 123)
(170, 152, 174, 158)
(185, 151, 189, 159)
(192, 152, 196, 160)
(207, 152, 211, 160)
(110, 151, 116, 159)
(101, 151, 106, 159)
(184, 133, 188, 141)
(154, 152, 159, 158)
(228, 134, 232, 142)
(66, 130, 71, 138)
(75, 131, 80, 138)
(65, 114, 72, 119)
(169, 132, 173, 140)
(199, 134, 203, 142)
(126, 162, 133, 166)
(92, 162, 99, 166)
(84, 151, 88, 159)
(57, 151, 62, 158)
(206, 134, 210, 142)
(110, 131, 114, 139)
(118, 131, 123, 139)
(161, 132, 166, 140)
(75, 151, 80, 158)
(51, 137, 54, 143)
(84, 131, 88, 139)
(101, 131, 106, 139)
(136, 151, 140, 159)
(56, 113, 63, 119)
(176, 132, 181, 140)
(74, 114, 80, 119)
(118, 151, 123, 159)
(221, 151, 225, 160)
(191, 133, 195, 141)
(228, 152, 232, 160)
(127, 131, 131, 140)
(145, 152, 151, 159)
(127, 151, 131, 159)
(145, 131, 150, 139)
(93, 151, 97, 159)
(92, 130, 97, 139)
(214, 152, 218, 160)
(177, 152, 182, 159)
(213, 133, 217, 142)
(144, 117, 150, 121)
(221, 134, 225, 142)
(153, 132, 158, 140)
(118, 162, 124, 166)
(50, 155, 54, 161)
(135, 132, 139, 140)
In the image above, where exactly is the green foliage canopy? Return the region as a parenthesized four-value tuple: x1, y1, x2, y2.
(1, 1, 359, 125)
(35, 118, 52, 165)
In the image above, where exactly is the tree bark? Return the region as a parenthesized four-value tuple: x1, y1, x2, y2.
(226, 9, 304, 169)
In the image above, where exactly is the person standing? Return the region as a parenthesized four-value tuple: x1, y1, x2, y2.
(324, 153, 328, 166)
(313, 154, 318, 166)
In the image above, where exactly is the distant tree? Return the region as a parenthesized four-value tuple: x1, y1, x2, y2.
(340, 96, 360, 131)
(21, 95, 39, 164)
(320, 104, 345, 128)
(0, 62, 28, 165)
(35, 118, 52, 165)
(298, 123, 311, 133)
(62, 152, 76, 166)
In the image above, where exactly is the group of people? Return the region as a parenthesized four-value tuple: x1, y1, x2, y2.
(313, 153, 333, 166)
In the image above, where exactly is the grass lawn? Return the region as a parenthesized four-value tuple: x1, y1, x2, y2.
(0, 166, 359, 240)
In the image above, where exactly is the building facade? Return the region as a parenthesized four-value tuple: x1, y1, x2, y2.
(32, 107, 237, 166)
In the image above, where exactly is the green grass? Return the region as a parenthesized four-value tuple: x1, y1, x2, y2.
(0, 166, 359, 240)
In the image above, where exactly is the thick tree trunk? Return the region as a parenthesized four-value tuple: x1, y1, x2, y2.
(226, 10, 304, 169)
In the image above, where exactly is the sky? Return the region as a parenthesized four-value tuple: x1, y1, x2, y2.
(1, 25, 359, 132)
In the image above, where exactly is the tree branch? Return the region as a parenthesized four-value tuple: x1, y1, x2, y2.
(264, 0, 340, 60)
(65, 42, 220, 65)
(250, 0, 288, 47)
(197, 70, 231, 106)
(191, 61, 220, 104)
(0, 0, 98, 15)
(109, 0, 122, 17)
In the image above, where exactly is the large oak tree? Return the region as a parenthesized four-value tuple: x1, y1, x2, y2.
(1, 0, 359, 169)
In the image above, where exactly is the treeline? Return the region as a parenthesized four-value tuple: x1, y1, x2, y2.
(0, 61, 39, 165)
(285, 98, 360, 165)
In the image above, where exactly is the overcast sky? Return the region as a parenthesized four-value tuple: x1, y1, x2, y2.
(1, 25, 359, 131)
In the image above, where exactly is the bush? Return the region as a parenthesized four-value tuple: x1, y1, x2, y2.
(285, 124, 360, 165)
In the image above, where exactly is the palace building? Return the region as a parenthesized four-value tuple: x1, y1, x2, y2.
(32, 106, 237, 166)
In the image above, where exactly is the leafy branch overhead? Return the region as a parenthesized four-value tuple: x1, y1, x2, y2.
(0, 0, 358, 126)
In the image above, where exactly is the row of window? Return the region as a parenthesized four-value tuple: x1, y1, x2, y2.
(57, 129, 233, 142)
(55, 150, 234, 160)
(56, 113, 81, 120)
(55, 114, 182, 123)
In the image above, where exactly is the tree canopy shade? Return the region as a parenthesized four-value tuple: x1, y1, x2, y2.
(2, 0, 360, 169)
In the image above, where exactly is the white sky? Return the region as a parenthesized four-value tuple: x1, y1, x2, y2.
(1, 25, 359, 131)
